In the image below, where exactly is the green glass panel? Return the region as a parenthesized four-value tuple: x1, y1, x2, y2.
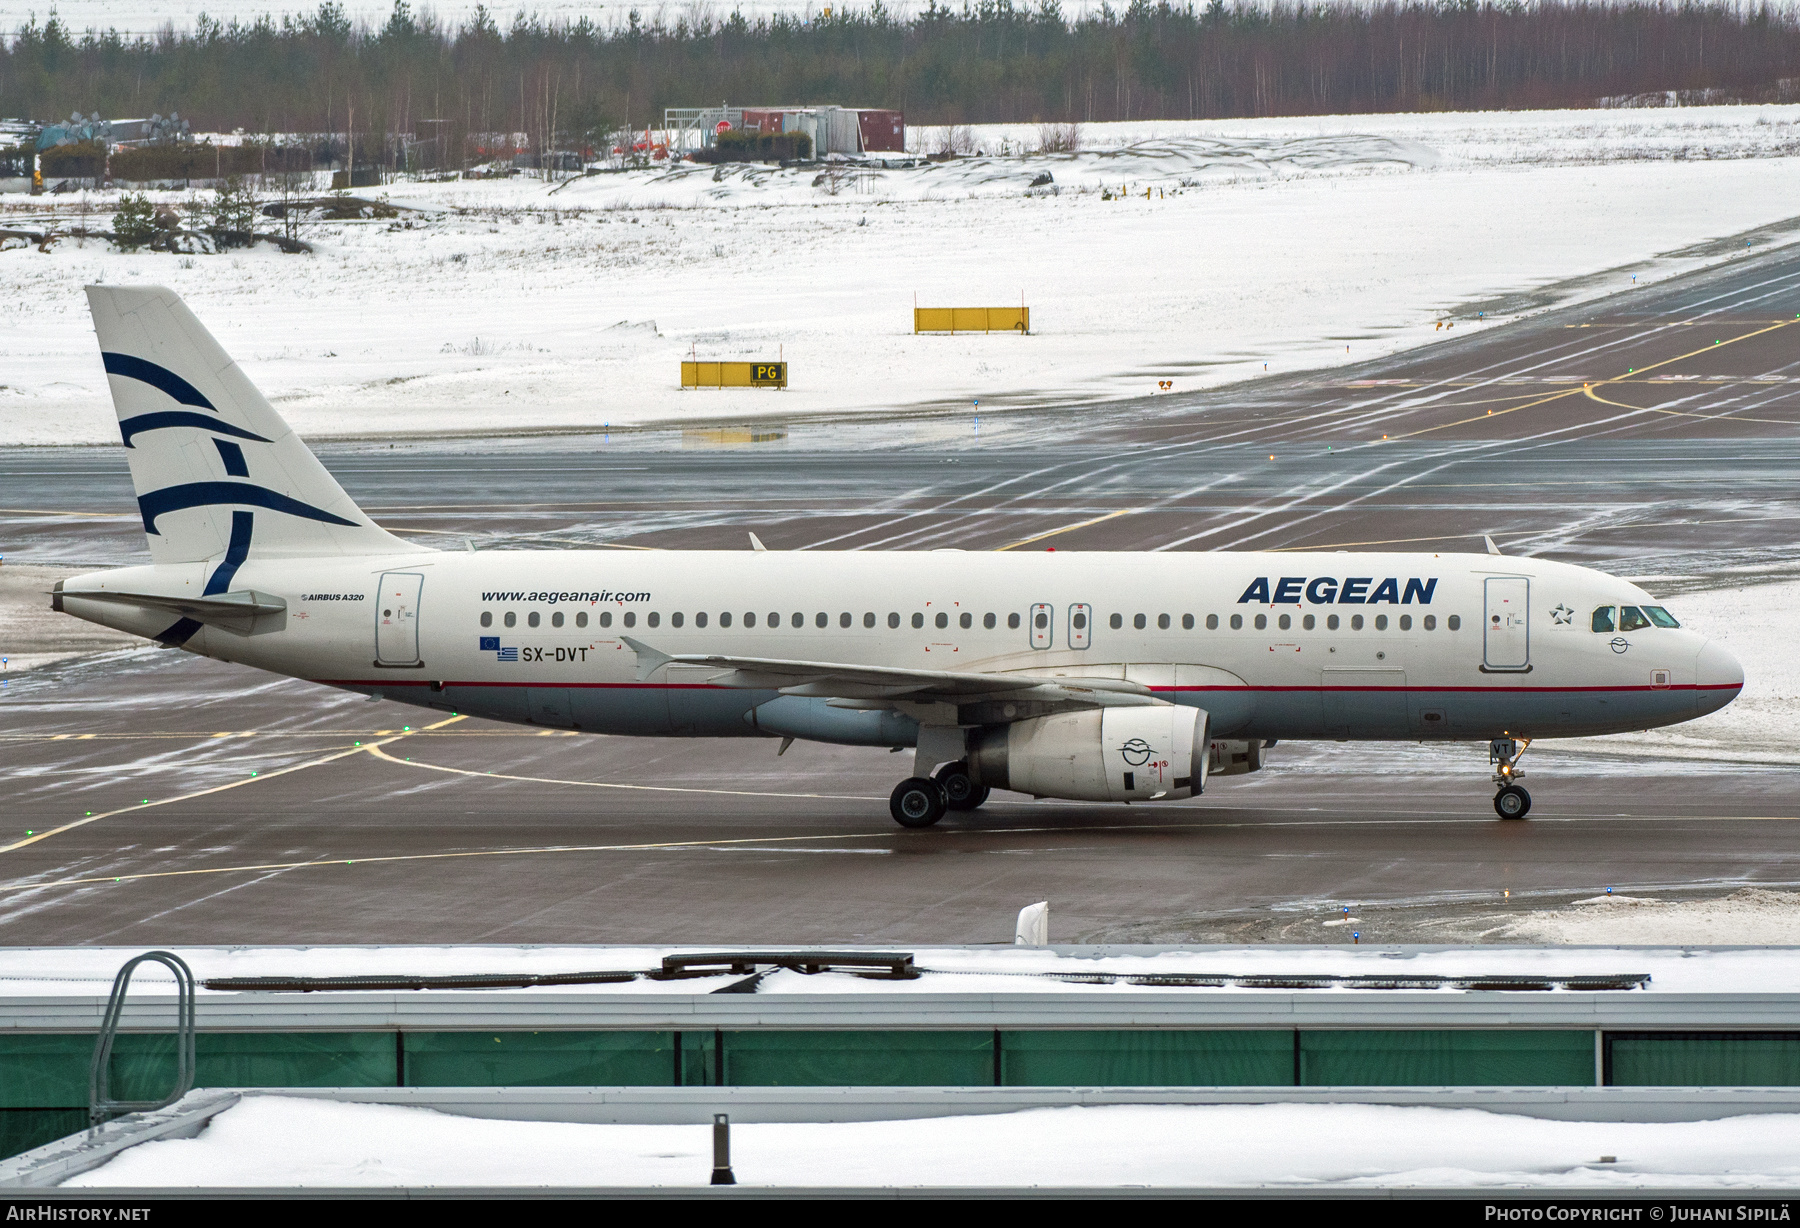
(678, 1031, 716, 1087)
(0, 1035, 92, 1109)
(1610, 1033, 1800, 1086)
(1001, 1030, 1293, 1086)
(0, 1109, 87, 1161)
(1300, 1030, 1593, 1086)
(0, 1032, 398, 1107)
(109, 1032, 397, 1101)
(722, 1031, 994, 1086)
(403, 1032, 676, 1087)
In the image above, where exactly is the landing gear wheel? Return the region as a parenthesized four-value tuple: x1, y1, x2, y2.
(1494, 785, 1532, 820)
(933, 762, 990, 812)
(890, 777, 947, 828)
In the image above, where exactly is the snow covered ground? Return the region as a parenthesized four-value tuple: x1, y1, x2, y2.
(59, 1095, 1800, 1188)
(6, 106, 1800, 446)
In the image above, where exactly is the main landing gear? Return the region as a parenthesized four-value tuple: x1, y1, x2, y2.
(888, 761, 990, 828)
(1489, 737, 1532, 820)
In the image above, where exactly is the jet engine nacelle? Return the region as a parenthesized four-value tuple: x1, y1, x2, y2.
(969, 705, 1210, 803)
(1208, 738, 1268, 776)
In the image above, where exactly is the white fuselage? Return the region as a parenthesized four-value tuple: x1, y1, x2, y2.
(61, 548, 1743, 745)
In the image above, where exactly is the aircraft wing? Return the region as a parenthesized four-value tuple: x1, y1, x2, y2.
(618, 636, 1159, 706)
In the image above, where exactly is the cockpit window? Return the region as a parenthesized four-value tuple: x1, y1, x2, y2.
(1618, 606, 1651, 632)
(1643, 606, 1681, 628)
(1591, 606, 1615, 633)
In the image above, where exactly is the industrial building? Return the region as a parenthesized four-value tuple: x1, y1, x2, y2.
(665, 105, 905, 159)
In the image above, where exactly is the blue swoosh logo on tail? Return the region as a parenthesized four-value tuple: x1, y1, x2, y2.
(156, 510, 256, 646)
(118, 412, 270, 449)
(138, 482, 357, 535)
(102, 352, 215, 411)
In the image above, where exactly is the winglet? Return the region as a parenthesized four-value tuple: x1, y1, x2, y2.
(620, 635, 673, 681)
(748, 532, 768, 552)
(1484, 535, 1502, 556)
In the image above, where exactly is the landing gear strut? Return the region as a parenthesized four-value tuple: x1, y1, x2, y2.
(1489, 737, 1532, 820)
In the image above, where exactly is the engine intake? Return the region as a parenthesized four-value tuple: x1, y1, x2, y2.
(969, 705, 1210, 803)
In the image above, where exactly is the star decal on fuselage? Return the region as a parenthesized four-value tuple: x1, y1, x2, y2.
(1550, 604, 1574, 625)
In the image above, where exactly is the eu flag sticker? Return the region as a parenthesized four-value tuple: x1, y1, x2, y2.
(479, 636, 499, 651)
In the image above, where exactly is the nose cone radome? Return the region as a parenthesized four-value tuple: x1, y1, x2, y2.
(1695, 639, 1745, 716)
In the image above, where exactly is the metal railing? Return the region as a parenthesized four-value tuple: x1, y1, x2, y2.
(88, 951, 196, 1129)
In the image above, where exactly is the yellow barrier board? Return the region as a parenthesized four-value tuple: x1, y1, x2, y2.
(681, 361, 788, 389)
(914, 307, 1030, 334)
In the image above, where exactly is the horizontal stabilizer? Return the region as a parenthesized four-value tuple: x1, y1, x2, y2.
(55, 584, 288, 636)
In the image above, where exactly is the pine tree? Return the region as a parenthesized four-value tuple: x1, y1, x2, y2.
(111, 193, 155, 251)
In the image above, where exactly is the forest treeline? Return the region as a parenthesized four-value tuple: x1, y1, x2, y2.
(4, 0, 1799, 153)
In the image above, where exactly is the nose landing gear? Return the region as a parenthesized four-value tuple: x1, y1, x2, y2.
(1489, 737, 1532, 820)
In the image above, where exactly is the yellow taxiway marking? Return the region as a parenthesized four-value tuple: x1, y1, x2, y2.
(1390, 319, 1798, 441)
(1581, 383, 1800, 425)
(997, 508, 1137, 551)
(0, 715, 468, 856)
(4, 812, 1797, 896)
(362, 742, 871, 800)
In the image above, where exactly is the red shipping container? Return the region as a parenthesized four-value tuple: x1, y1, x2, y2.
(857, 109, 905, 153)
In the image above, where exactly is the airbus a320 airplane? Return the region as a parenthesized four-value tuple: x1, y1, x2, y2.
(55, 287, 1744, 825)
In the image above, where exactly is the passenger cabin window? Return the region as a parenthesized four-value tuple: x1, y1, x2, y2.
(695, 612, 707, 628)
(1399, 615, 1412, 631)
(552, 612, 564, 628)
(1277, 614, 1291, 630)
(1374, 615, 1388, 631)
(671, 612, 684, 628)
(1133, 614, 1146, 630)
(1447, 615, 1460, 630)
(888, 613, 901, 629)
(1206, 614, 1218, 630)
(1302, 614, 1314, 630)
(1110, 613, 1123, 630)
(1230, 614, 1243, 630)
(984, 613, 996, 630)
(815, 612, 828, 628)
(935, 612, 948, 629)
(1008, 613, 1021, 630)
(840, 612, 852, 628)
(480, 611, 492, 627)
(1326, 615, 1339, 630)
(599, 612, 612, 628)
(623, 612, 636, 628)
(528, 611, 540, 628)
(1182, 614, 1194, 630)
(1618, 606, 1651, 632)
(1254, 614, 1267, 630)
(647, 612, 660, 628)
(960, 612, 972, 629)
(911, 613, 924, 629)
(1592, 607, 1616, 633)
(1644, 606, 1680, 628)
(744, 612, 756, 628)
(504, 612, 517, 628)
(791, 612, 803, 628)
(718, 612, 730, 627)
(576, 612, 587, 628)
(1423, 615, 1436, 630)
(864, 613, 876, 628)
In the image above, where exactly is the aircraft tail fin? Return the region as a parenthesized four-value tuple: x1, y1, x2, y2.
(86, 284, 416, 565)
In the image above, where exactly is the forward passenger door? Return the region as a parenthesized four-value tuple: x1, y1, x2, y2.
(1483, 577, 1530, 671)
